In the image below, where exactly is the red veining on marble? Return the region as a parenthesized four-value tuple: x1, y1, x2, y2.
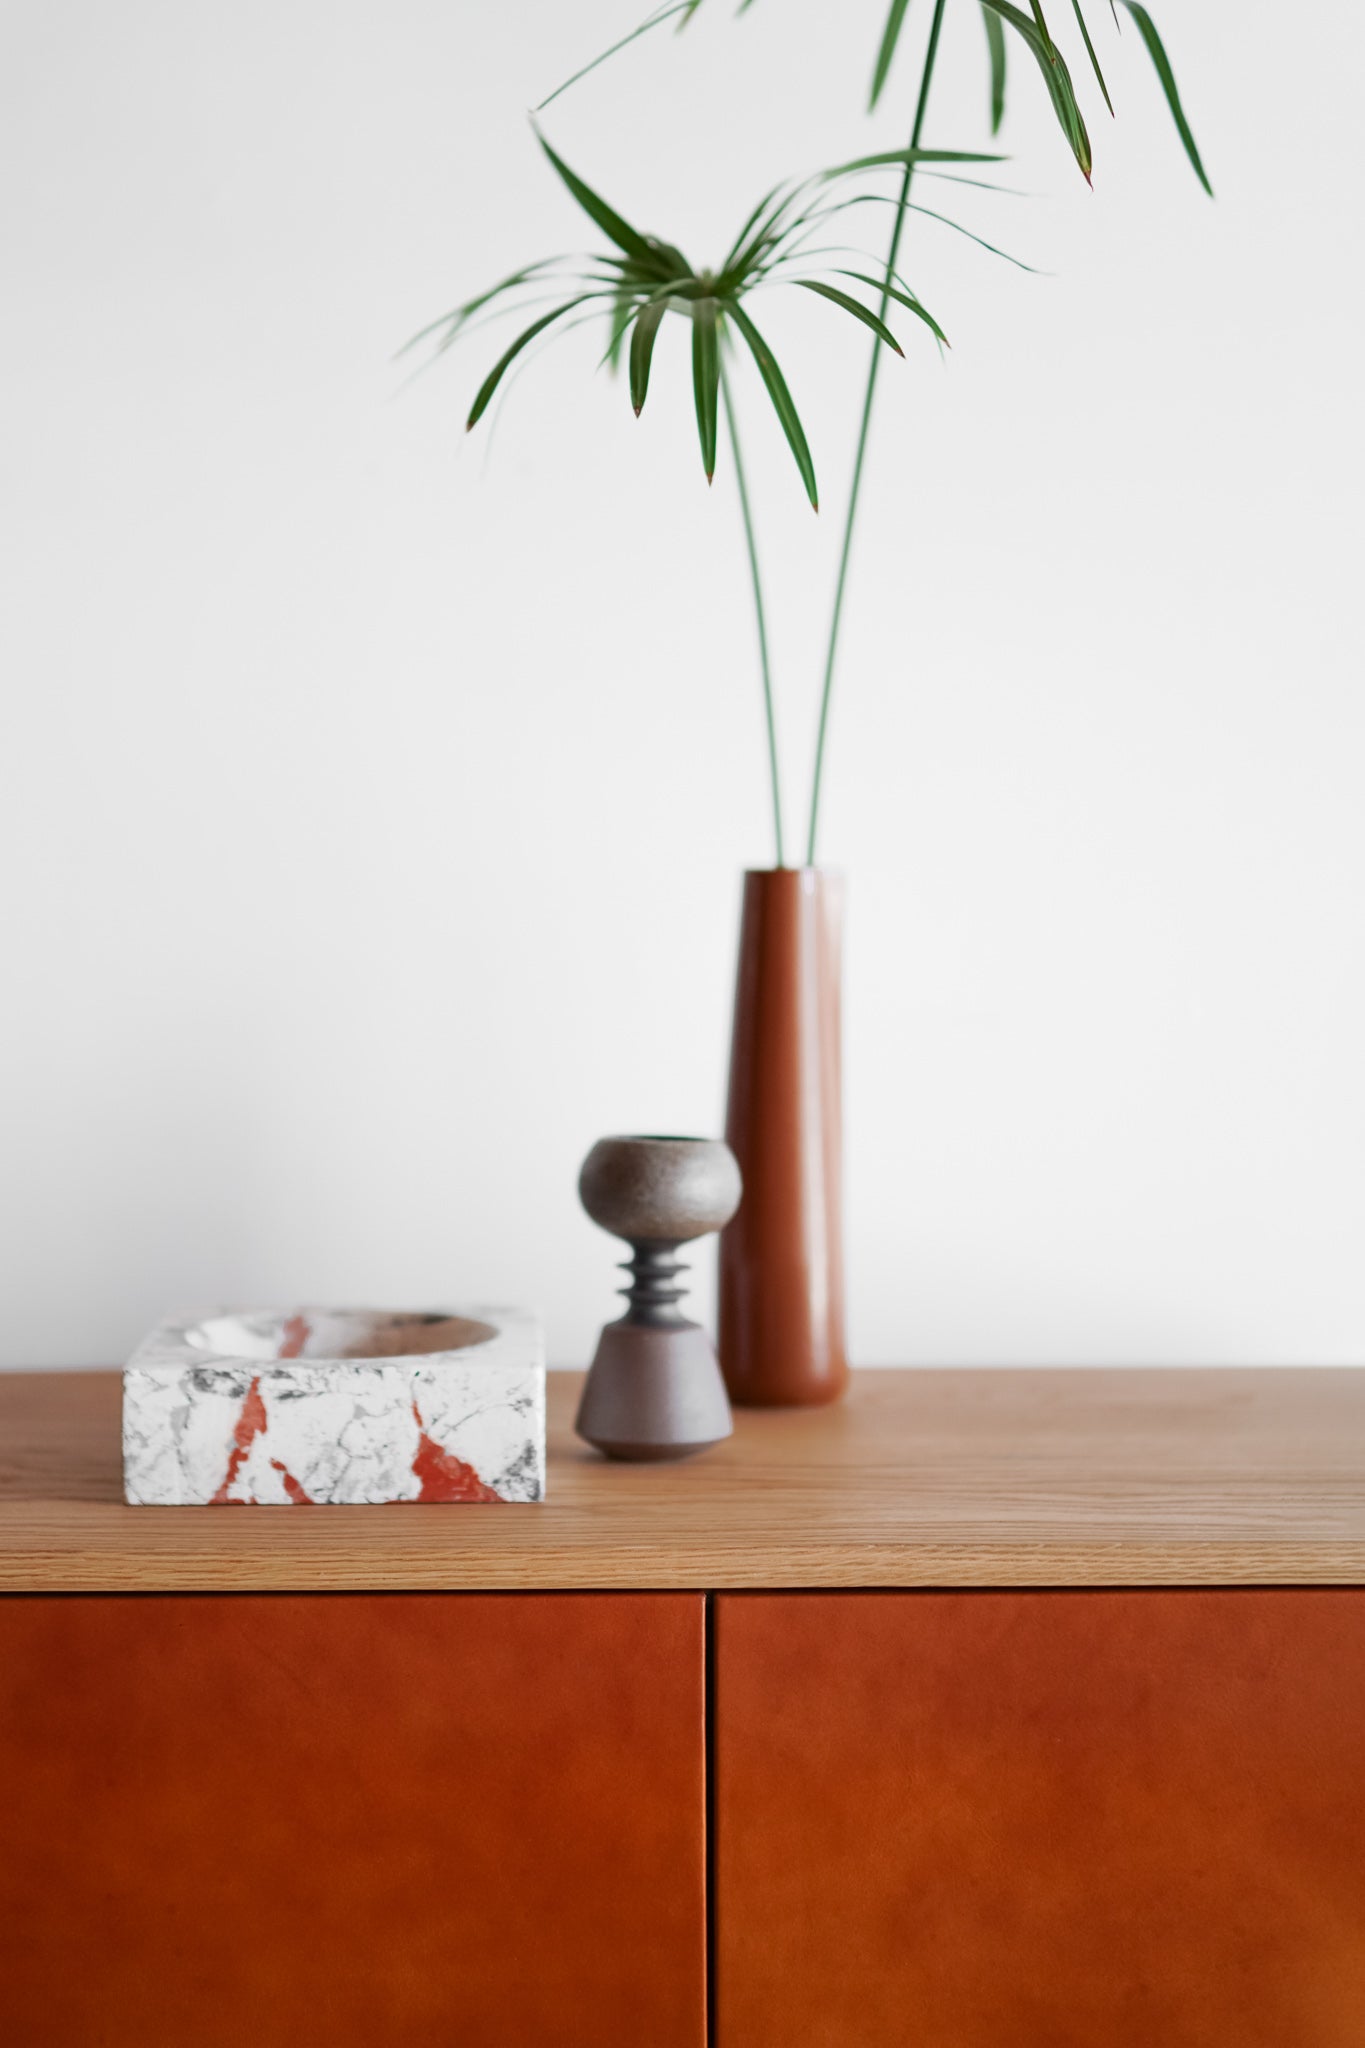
(410, 1400, 502, 1502)
(209, 1372, 311, 1505)
(210, 1375, 269, 1504)
(277, 1314, 310, 1359)
(271, 1458, 313, 1505)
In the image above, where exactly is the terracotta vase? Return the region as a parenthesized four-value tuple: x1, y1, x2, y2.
(719, 867, 848, 1406)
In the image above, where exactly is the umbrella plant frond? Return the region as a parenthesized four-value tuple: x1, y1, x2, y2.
(1070, 0, 1115, 115)
(906, 200, 1040, 269)
(409, 137, 1000, 501)
(826, 270, 950, 346)
(1115, 1, 1212, 194)
(870, 0, 914, 109)
(539, 0, 1209, 193)
(819, 146, 1006, 180)
(629, 297, 669, 412)
(691, 296, 721, 481)
(489, 0, 1214, 869)
(535, 0, 696, 113)
(536, 133, 679, 269)
(395, 258, 583, 360)
(982, 0, 1092, 182)
(792, 280, 904, 355)
(766, 188, 1033, 276)
(465, 293, 606, 428)
(983, 3, 1008, 131)
(916, 169, 1027, 195)
(727, 302, 819, 510)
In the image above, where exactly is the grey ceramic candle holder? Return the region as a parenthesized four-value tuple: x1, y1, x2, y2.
(575, 1135, 742, 1462)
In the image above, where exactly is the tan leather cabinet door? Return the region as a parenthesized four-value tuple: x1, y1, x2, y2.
(716, 1590, 1365, 2048)
(0, 1591, 705, 2047)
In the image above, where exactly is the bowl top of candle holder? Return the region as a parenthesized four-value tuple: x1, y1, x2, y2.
(578, 1136, 742, 1247)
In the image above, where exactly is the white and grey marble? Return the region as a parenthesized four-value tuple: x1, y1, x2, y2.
(123, 1306, 545, 1505)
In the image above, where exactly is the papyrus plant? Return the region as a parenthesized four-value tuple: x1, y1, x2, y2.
(414, 0, 1209, 864)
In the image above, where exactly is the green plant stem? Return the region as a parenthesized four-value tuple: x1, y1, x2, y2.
(805, 0, 948, 866)
(722, 359, 786, 868)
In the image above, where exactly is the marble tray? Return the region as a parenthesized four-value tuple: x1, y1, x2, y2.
(123, 1306, 545, 1506)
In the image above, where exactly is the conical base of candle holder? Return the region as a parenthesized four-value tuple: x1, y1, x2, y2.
(575, 1319, 734, 1462)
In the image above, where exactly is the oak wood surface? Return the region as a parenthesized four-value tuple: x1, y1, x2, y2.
(1, 1366, 1364, 1591)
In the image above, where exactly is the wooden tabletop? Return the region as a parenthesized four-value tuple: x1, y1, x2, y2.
(1, 1367, 1363, 1592)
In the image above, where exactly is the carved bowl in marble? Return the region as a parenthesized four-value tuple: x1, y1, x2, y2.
(123, 1306, 544, 1506)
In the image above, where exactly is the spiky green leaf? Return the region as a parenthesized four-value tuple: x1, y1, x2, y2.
(467, 295, 594, 429)
(398, 259, 565, 359)
(536, 1, 694, 112)
(1116, 2, 1212, 193)
(1070, 0, 1114, 114)
(829, 270, 949, 346)
(536, 134, 663, 268)
(982, 4, 1008, 131)
(980, 0, 1092, 181)
(1027, 0, 1056, 55)
(691, 296, 720, 482)
(822, 147, 1005, 180)
(727, 302, 818, 511)
(629, 296, 669, 414)
(869, 0, 912, 110)
(604, 287, 636, 372)
(721, 181, 793, 277)
(793, 280, 903, 355)
(909, 201, 1038, 269)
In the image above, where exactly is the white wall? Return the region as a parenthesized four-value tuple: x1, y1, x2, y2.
(2, 0, 1362, 1369)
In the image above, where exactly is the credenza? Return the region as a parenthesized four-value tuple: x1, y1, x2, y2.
(3, 1367, 1364, 2045)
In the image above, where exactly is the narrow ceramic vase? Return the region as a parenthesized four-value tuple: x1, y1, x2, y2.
(719, 867, 849, 1406)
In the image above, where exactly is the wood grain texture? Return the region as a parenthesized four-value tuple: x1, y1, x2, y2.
(2, 1367, 1365, 1590)
(715, 1590, 1365, 2047)
(0, 1591, 705, 2048)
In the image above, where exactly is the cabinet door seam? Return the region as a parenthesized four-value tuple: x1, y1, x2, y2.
(705, 1589, 718, 2048)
